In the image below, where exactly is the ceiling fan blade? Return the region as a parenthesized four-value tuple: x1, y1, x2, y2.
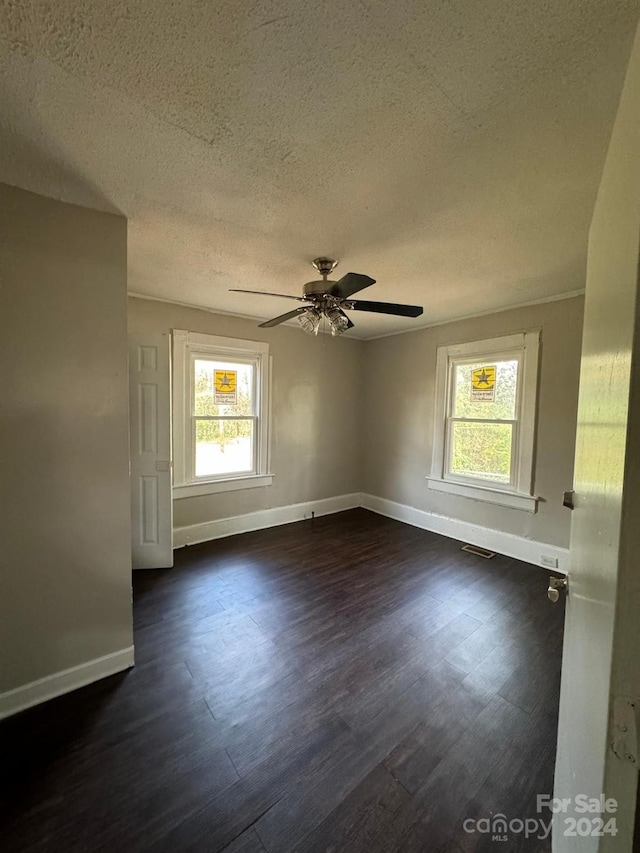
(328, 272, 376, 299)
(230, 289, 306, 301)
(345, 300, 423, 318)
(258, 307, 309, 328)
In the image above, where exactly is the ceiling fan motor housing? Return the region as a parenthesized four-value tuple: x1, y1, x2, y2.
(303, 279, 335, 297)
(305, 258, 340, 297)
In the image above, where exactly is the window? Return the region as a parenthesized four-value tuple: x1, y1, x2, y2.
(172, 331, 272, 497)
(428, 332, 540, 511)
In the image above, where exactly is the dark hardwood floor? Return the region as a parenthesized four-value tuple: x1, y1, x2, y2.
(1, 509, 565, 852)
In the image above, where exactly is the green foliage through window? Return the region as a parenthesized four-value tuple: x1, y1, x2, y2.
(449, 358, 519, 484)
(450, 422, 512, 483)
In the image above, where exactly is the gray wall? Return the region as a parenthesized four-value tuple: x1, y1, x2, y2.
(362, 296, 584, 548)
(0, 184, 133, 692)
(131, 293, 582, 551)
(127, 297, 365, 528)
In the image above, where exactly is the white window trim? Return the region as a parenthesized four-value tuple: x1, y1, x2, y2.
(172, 330, 273, 498)
(427, 331, 540, 512)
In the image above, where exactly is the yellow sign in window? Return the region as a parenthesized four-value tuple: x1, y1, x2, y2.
(471, 365, 496, 401)
(214, 369, 237, 404)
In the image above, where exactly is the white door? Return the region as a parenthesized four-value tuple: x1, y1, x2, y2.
(552, 22, 640, 853)
(129, 331, 173, 569)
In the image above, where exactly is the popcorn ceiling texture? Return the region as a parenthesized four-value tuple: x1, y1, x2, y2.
(0, 0, 638, 336)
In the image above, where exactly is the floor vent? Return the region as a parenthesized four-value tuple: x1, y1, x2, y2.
(461, 543, 496, 559)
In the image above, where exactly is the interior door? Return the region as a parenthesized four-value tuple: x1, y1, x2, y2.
(552, 22, 640, 853)
(129, 330, 173, 569)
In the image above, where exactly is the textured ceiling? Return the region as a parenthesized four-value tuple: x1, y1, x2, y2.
(0, 1, 638, 337)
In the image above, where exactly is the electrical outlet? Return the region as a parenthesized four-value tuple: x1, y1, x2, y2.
(541, 554, 559, 569)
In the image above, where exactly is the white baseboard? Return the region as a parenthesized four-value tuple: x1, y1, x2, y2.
(0, 646, 135, 721)
(173, 490, 569, 573)
(173, 492, 362, 547)
(361, 493, 570, 574)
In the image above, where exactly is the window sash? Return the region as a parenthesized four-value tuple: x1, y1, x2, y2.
(443, 350, 524, 490)
(193, 415, 258, 421)
(191, 353, 259, 418)
(192, 416, 257, 480)
(449, 351, 523, 421)
(184, 345, 263, 484)
(447, 417, 518, 425)
(172, 331, 272, 494)
(444, 417, 518, 489)
(428, 331, 540, 509)
(189, 352, 261, 482)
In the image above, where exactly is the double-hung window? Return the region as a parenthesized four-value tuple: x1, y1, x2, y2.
(429, 332, 540, 511)
(172, 331, 272, 497)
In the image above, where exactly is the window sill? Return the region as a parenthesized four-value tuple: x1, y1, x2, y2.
(426, 477, 538, 512)
(173, 474, 274, 499)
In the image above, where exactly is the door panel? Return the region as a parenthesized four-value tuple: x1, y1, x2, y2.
(553, 21, 640, 852)
(129, 333, 173, 569)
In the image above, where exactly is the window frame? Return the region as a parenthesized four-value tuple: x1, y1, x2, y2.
(428, 331, 540, 512)
(172, 330, 272, 498)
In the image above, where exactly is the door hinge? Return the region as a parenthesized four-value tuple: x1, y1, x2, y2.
(611, 697, 640, 767)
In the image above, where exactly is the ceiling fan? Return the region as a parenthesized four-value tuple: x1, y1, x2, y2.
(230, 258, 424, 336)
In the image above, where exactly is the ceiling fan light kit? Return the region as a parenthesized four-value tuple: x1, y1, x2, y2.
(324, 305, 350, 336)
(229, 258, 424, 335)
(298, 307, 322, 335)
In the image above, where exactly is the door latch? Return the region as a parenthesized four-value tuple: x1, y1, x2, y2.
(563, 490, 575, 510)
(547, 575, 568, 603)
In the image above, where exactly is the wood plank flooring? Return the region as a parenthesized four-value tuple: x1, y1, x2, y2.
(1, 509, 565, 852)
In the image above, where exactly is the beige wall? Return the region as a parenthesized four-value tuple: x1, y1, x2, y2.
(0, 184, 133, 693)
(362, 296, 584, 548)
(131, 293, 582, 551)
(127, 297, 365, 528)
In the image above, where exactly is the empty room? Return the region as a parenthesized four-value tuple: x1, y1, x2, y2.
(2, 2, 640, 852)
